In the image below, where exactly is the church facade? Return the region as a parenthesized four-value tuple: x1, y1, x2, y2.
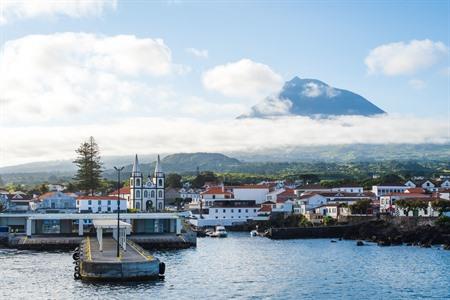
(129, 154, 165, 212)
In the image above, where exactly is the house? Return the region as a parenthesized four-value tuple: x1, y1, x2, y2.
(6, 193, 33, 212)
(76, 196, 127, 213)
(314, 191, 375, 205)
(295, 193, 328, 215)
(372, 183, 408, 198)
(272, 199, 294, 214)
(313, 203, 342, 219)
(228, 184, 272, 204)
(266, 188, 295, 203)
(179, 187, 202, 201)
(404, 179, 438, 192)
(47, 184, 65, 192)
(33, 192, 76, 212)
(189, 200, 260, 227)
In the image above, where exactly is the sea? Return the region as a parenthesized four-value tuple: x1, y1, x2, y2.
(1, 232, 449, 299)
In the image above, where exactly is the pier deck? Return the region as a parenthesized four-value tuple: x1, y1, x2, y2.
(85, 236, 152, 263)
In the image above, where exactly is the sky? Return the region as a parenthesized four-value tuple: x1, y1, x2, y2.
(0, 0, 449, 166)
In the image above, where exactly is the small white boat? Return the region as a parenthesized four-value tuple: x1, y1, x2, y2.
(250, 230, 258, 237)
(210, 226, 227, 238)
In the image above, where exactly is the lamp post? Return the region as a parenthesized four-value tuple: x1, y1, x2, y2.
(114, 166, 124, 258)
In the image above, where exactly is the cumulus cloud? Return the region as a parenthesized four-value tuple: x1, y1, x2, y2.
(0, 0, 116, 24)
(302, 82, 340, 98)
(0, 32, 185, 123)
(186, 47, 209, 58)
(1, 115, 448, 166)
(202, 59, 284, 100)
(240, 97, 292, 118)
(408, 79, 426, 90)
(365, 39, 448, 76)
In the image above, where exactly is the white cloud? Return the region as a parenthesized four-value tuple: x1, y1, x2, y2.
(408, 79, 426, 90)
(0, 0, 116, 24)
(241, 97, 292, 117)
(301, 82, 340, 98)
(365, 39, 448, 76)
(186, 47, 209, 58)
(0, 32, 185, 123)
(202, 59, 284, 101)
(1, 115, 448, 166)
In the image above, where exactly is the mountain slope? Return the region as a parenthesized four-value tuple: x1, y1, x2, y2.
(240, 76, 385, 118)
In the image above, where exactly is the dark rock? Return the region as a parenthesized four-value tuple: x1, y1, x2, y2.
(356, 241, 364, 246)
(377, 240, 391, 247)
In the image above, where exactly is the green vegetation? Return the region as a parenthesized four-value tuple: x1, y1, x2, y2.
(395, 199, 428, 216)
(166, 173, 182, 188)
(73, 136, 103, 195)
(350, 200, 372, 214)
(431, 199, 450, 216)
(435, 216, 450, 228)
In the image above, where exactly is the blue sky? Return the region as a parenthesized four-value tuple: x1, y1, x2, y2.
(0, 0, 449, 165)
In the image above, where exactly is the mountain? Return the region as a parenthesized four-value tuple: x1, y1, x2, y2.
(240, 77, 385, 118)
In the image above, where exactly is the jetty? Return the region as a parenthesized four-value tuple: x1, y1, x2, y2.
(74, 220, 165, 281)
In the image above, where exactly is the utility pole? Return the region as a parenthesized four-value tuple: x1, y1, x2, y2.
(114, 166, 124, 258)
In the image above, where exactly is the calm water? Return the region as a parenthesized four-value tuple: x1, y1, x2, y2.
(1, 233, 450, 299)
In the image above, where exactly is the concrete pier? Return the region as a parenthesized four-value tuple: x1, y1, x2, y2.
(78, 236, 161, 281)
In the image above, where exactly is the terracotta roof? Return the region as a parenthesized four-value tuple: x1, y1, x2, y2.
(229, 184, 272, 189)
(201, 187, 233, 195)
(77, 196, 125, 201)
(405, 188, 426, 194)
(110, 187, 131, 195)
(259, 206, 272, 212)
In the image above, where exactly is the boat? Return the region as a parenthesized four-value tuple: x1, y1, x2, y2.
(210, 226, 227, 238)
(250, 230, 258, 237)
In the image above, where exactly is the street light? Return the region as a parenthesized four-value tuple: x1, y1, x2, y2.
(114, 166, 124, 258)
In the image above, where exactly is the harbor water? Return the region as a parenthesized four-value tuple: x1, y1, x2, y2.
(1, 232, 449, 299)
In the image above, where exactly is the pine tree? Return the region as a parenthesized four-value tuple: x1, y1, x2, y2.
(73, 136, 103, 195)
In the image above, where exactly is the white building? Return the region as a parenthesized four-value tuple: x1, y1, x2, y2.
(33, 192, 76, 211)
(129, 154, 165, 212)
(331, 186, 364, 193)
(179, 188, 202, 201)
(47, 184, 65, 192)
(190, 200, 259, 227)
(372, 184, 408, 198)
(77, 196, 127, 213)
(229, 185, 271, 204)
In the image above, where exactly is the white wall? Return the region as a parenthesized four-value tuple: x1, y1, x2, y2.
(233, 188, 269, 204)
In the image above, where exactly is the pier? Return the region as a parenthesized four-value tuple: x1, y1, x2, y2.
(73, 219, 164, 281)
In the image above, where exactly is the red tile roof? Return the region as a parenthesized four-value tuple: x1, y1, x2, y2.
(110, 187, 131, 195)
(405, 188, 426, 194)
(77, 196, 125, 201)
(201, 187, 233, 195)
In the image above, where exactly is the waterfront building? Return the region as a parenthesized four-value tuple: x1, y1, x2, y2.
(379, 190, 433, 213)
(129, 154, 165, 212)
(189, 200, 259, 227)
(0, 212, 181, 236)
(77, 196, 127, 213)
(6, 193, 33, 212)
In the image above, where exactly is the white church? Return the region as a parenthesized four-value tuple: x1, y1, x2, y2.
(129, 154, 165, 212)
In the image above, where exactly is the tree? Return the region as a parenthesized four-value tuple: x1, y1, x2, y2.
(73, 136, 103, 195)
(431, 199, 450, 216)
(166, 173, 182, 188)
(38, 183, 49, 195)
(349, 199, 371, 214)
(192, 171, 218, 188)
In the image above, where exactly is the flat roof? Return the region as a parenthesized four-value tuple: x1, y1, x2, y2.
(93, 219, 131, 228)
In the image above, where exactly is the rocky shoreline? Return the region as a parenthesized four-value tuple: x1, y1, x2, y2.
(267, 219, 450, 249)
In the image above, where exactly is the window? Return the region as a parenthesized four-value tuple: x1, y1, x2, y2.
(231, 209, 234, 213)
(97, 200, 100, 205)
(88, 200, 92, 205)
(136, 202, 141, 209)
(136, 190, 141, 198)
(213, 195, 216, 199)
(144, 190, 148, 197)
(238, 209, 241, 213)
(151, 191, 155, 198)
(136, 178, 141, 186)
(215, 216, 218, 219)
(245, 209, 248, 213)
(158, 203, 162, 210)
(107, 207, 111, 212)
(158, 191, 162, 198)
(107, 200, 111, 205)
(223, 209, 226, 213)
(215, 209, 218, 213)
(158, 179, 163, 186)
(254, 209, 257, 212)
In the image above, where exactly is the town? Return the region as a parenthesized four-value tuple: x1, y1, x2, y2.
(1, 152, 450, 246)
